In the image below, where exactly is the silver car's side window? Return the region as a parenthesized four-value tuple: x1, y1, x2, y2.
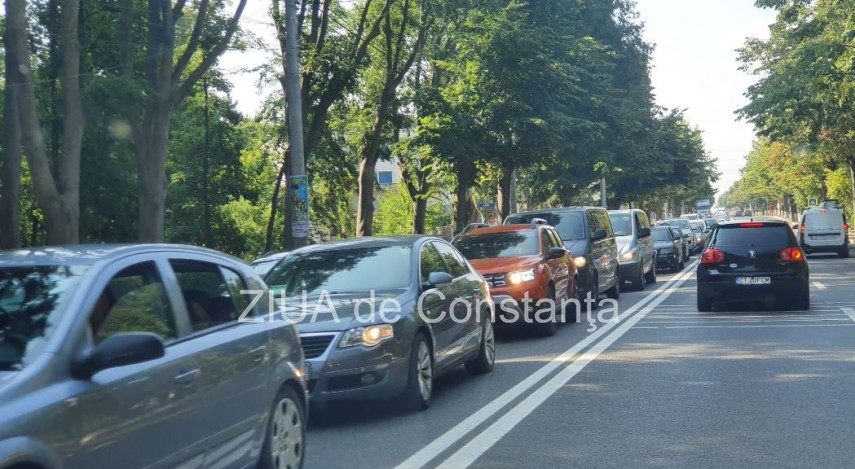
(169, 260, 243, 333)
(90, 261, 178, 344)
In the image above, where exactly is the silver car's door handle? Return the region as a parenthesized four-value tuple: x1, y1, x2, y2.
(249, 345, 268, 362)
(173, 368, 201, 387)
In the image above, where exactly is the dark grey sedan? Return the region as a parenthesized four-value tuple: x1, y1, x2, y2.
(254, 236, 496, 411)
(0, 245, 306, 469)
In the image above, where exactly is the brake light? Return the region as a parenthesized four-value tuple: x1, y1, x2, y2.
(739, 222, 764, 228)
(701, 248, 725, 264)
(780, 247, 805, 262)
(844, 223, 850, 231)
(800, 224, 805, 233)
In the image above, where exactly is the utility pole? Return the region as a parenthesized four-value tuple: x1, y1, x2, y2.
(202, 77, 211, 248)
(284, 0, 308, 248)
(600, 178, 607, 208)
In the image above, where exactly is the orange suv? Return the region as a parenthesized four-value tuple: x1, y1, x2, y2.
(452, 220, 577, 336)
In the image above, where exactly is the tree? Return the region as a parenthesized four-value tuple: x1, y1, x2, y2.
(354, 0, 428, 236)
(6, 0, 84, 245)
(1, 15, 22, 249)
(118, 0, 248, 242)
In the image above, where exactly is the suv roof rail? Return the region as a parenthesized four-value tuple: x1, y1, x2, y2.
(529, 218, 549, 228)
(459, 222, 489, 236)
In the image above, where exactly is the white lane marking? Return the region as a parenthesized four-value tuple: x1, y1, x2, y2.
(812, 281, 827, 290)
(635, 323, 855, 329)
(393, 261, 699, 469)
(434, 264, 698, 468)
(842, 308, 855, 323)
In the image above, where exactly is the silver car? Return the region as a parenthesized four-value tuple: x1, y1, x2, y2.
(0, 245, 306, 469)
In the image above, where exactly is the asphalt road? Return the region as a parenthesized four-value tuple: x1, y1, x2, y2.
(305, 247, 855, 469)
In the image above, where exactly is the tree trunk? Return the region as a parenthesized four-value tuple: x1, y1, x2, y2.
(413, 196, 427, 234)
(135, 105, 172, 242)
(848, 157, 855, 224)
(497, 166, 514, 222)
(266, 157, 287, 253)
(356, 91, 394, 237)
(8, 0, 82, 245)
(1, 27, 22, 249)
(454, 158, 476, 233)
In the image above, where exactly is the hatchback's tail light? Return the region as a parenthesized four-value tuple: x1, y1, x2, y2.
(701, 248, 725, 264)
(800, 224, 805, 233)
(780, 247, 805, 262)
(844, 223, 850, 231)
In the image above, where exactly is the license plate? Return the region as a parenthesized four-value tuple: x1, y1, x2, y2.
(735, 277, 771, 285)
(811, 235, 828, 240)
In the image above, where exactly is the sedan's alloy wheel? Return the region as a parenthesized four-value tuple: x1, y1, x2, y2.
(417, 340, 433, 401)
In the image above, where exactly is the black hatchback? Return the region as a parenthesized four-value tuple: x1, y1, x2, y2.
(697, 218, 810, 311)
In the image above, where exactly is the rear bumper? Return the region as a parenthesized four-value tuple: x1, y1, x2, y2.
(697, 274, 808, 302)
(800, 239, 848, 253)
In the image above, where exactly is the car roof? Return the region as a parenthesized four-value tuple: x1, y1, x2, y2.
(510, 206, 604, 217)
(461, 224, 539, 237)
(0, 244, 243, 266)
(717, 216, 789, 227)
(256, 235, 431, 261)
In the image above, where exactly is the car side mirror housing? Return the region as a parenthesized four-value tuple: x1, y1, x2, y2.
(592, 228, 608, 241)
(547, 246, 567, 259)
(422, 271, 454, 290)
(72, 332, 165, 380)
(638, 227, 651, 238)
(792, 223, 799, 229)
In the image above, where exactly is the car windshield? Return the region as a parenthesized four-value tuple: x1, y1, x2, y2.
(251, 260, 278, 277)
(264, 246, 412, 297)
(652, 228, 672, 242)
(609, 213, 632, 237)
(0, 265, 88, 371)
(665, 219, 691, 230)
(453, 231, 538, 259)
(505, 212, 586, 241)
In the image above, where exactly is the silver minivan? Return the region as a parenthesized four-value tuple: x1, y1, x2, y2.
(0, 245, 306, 469)
(609, 209, 657, 290)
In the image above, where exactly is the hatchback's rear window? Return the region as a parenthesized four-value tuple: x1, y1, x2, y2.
(713, 226, 792, 248)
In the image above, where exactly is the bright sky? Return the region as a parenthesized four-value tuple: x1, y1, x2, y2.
(222, 0, 777, 197)
(634, 0, 776, 196)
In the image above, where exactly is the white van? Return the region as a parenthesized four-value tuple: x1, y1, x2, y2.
(799, 207, 850, 257)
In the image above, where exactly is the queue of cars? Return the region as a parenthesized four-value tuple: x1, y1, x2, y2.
(0, 205, 731, 468)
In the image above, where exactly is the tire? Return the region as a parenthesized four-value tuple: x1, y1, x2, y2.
(670, 258, 680, 273)
(697, 288, 713, 312)
(588, 273, 600, 311)
(839, 247, 850, 258)
(259, 385, 306, 469)
(630, 266, 645, 291)
(403, 333, 433, 411)
(791, 283, 810, 311)
(679, 257, 685, 270)
(533, 285, 558, 337)
(644, 259, 657, 285)
(606, 271, 621, 300)
(466, 319, 496, 375)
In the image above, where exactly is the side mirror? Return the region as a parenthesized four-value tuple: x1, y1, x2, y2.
(792, 223, 799, 230)
(422, 271, 454, 290)
(73, 332, 165, 380)
(638, 227, 651, 238)
(591, 228, 608, 241)
(547, 246, 567, 259)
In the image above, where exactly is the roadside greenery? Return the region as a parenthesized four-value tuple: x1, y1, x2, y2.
(730, 0, 855, 221)
(0, 0, 717, 259)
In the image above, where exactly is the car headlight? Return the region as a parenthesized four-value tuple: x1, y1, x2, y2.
(508, 268, 536, 284)
(620, 248, 638, 262)
(339, 325, 394, 348)
(573, 256, 587, 268)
